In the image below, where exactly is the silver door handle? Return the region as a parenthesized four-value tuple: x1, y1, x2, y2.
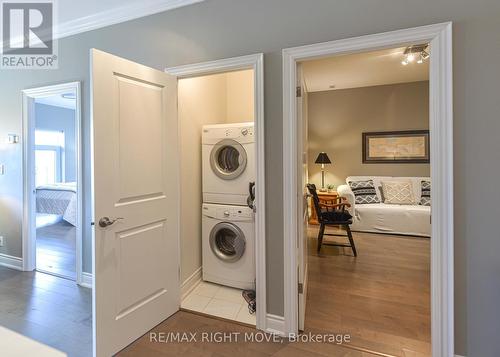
(98, 217, 124, 228)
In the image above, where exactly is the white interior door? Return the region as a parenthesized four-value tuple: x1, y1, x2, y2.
(297, 63, 309, 331)
(91, 49, 180, 357)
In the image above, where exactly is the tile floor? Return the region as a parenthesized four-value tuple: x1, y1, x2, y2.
(181, 281, 256, 325)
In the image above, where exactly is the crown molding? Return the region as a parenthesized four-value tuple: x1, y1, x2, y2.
(54, 0, 204, 40)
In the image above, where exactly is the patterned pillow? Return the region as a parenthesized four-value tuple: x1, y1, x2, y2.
(420, 181, 431, 206)
(348, 180, 380, 204)
(381, 181, 415, 205)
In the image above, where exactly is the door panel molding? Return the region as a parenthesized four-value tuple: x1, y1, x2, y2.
(91, 49, 180, 357)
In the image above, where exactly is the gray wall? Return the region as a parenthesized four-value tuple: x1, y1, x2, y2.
(308, 82, 430, 188)
(35, 103, 77, 182)
(1, 1, 500, 355)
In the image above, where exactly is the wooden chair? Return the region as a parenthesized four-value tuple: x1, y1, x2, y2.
(307, 183, 357, 256)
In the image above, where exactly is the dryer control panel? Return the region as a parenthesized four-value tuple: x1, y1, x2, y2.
(205, 126, 254, 139)
(202, 122, 254, 144)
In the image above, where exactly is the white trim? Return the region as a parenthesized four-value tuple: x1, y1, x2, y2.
(22, 82, 84, 286)
(167, 54, 260, 78)
(0, 253, 23, 271)
(265, 314, 285, 336)
(181, 267, 202, 300)
(80, 272, 93, 289)
(282, 23, 454, 357)
(166, 53, 267, 332)
(54, 0, 204, 41)
(298, 262, 308, 331)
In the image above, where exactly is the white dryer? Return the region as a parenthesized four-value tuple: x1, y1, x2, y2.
(202, 122, 255, 206)
(202, 203, 255, 290)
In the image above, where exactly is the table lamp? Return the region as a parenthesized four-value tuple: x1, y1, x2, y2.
(314, 152, 331, 192)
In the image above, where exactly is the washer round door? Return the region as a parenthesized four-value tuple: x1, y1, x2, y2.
(210, 139, 247, 180)
(209, 222, 246, 262)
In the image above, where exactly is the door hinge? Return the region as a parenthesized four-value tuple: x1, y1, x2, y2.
(296, 86, 302, 98)
(298, 282, 303, 294)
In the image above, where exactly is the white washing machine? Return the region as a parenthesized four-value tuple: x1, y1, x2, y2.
(202, 203, 255, 290)
(202, 122, 255, 206)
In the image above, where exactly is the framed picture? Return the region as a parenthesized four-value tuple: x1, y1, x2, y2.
(362, 130, 430, 163)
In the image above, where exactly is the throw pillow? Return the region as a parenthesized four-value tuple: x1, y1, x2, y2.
(381, 181, 415, 205)
(420, 180, 431, 206)
(348, 179, 380, 204)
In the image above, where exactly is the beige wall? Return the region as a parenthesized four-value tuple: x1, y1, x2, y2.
(308, 81, 430, 188)
(179, 69, 254, 283)
(226, 70, 255, 123)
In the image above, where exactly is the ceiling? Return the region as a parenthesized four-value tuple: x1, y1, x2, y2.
(302, 47, 429, 93)
(36, 94, 76, 110)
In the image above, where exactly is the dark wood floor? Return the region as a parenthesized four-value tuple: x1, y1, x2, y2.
(1, 228, 428, 356)
(0, 266, 92, 357)
(118, 310, 378, 357)
(119, 229, 429, 357)
(305, 227, 431, 357)
(36, 219, 76, 280)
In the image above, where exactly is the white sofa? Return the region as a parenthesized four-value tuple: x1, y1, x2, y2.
(337, 176, 431, 237)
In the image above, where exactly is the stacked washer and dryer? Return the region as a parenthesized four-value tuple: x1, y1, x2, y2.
(201, 122, 256, 290)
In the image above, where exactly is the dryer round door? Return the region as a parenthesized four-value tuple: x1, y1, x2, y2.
(210, 139, 247, 180)
(209, 222, 246, 262)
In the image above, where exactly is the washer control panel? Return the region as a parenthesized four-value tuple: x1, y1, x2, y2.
(203, 203, 254, 221)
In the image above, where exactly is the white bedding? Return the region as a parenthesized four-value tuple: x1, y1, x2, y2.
(36, 182, 77, 226)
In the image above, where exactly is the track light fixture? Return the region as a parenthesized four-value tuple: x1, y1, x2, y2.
(401, 44, 429, 66)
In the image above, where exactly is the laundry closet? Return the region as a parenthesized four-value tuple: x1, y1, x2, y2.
(178, 69, 257, 325)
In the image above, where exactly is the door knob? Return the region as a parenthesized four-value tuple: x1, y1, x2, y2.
(98, 217, 124, 228)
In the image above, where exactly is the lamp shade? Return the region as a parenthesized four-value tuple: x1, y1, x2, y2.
(315, 152, 331, 164)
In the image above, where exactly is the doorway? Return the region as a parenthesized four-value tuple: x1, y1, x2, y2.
(177, 69, 257, 325)
(167, 54, 266, 331)
(301, 45, 432, 355)
(282, 23, 454, 357)
(22, 82, 83, 283)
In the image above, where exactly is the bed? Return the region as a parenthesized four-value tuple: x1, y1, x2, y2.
(36, 182, 77, 226)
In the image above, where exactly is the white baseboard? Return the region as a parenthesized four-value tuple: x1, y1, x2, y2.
(181, 267, 202, 300)
(79, 272, 93, 289)
(266, 313, 285, 336)
(455, 355, 466, 357)
(0, 253, 23, 271)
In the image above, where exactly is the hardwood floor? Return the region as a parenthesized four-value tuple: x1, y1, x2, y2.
(305, 227, 431, 357)
(36, 219, 76, 280)
(118, 228, 429, 357)
(118, 310, 379, 357)
(0, 266, 91, 357)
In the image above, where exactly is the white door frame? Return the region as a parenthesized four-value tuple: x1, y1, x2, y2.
(166, 53, 266, 331)
(22, 81, 85, 285)
(282, 23, 454, 356)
